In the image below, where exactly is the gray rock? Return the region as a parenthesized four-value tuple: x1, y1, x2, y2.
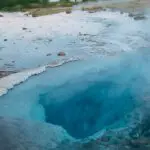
(88, 10, 96, 13)
(128, 13, 146, 20)
(134, 15, 146, 20)
(22, 27, 28, 30)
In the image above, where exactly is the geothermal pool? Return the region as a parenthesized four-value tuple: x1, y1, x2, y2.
(0, 9, 150, 148)
(0, 51, 150, 139)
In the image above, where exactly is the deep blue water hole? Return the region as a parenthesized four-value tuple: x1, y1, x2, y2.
(38, 49, 150, 139)
(40, 82, 136, 139)
(38, 62, 144, 139)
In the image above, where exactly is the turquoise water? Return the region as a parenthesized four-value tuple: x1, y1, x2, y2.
(0, 50, 150, 139)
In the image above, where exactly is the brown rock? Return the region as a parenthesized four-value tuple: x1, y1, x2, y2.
(66, 10, 72, 14)
(57, 51, 66, 56)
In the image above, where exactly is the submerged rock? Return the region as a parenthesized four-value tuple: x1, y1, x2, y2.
(0, 14, 3, 17)
(53, 122, 150, 150)
(11, 61, 15, 63)
(129, 138, 150, 148)
(100, 135, 111, 142)
(48, 39, 53, 42)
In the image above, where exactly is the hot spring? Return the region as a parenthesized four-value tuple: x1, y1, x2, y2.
(37, 51, 148, 139)
(0, 50, 149, 139)
(0, 10, 150, 143)
(39, 73, 137, 139)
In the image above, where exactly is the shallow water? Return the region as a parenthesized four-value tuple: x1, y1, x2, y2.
(0, 10, 150, 140)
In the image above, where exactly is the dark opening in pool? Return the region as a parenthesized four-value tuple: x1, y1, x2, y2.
(39, 77, 137, 139)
